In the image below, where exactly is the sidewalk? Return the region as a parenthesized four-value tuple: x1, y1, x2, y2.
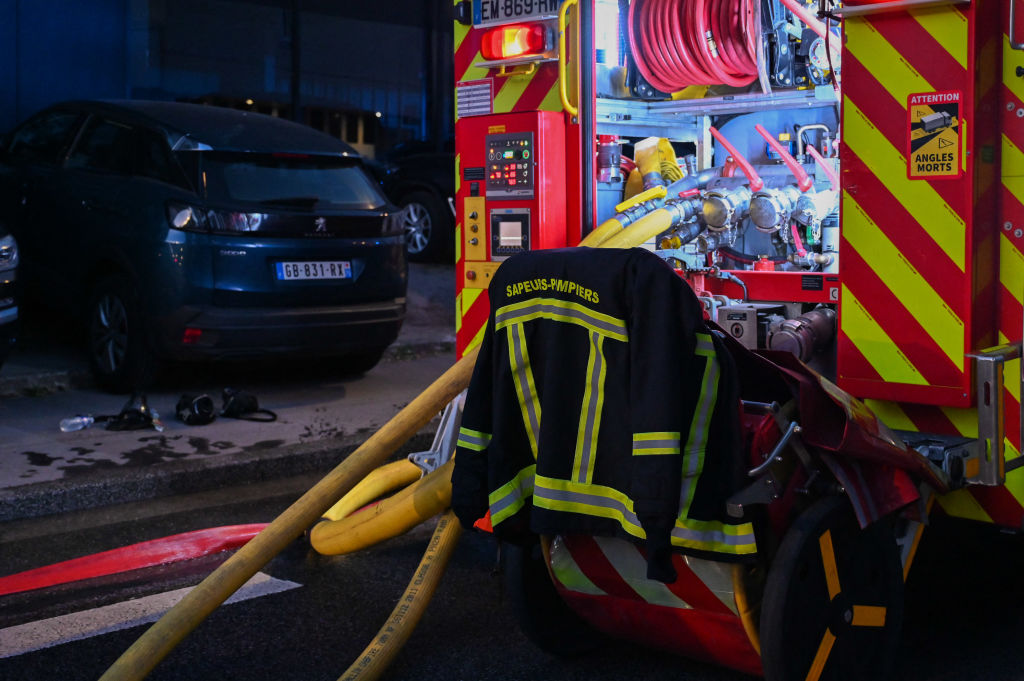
(0, 264, 459, 523)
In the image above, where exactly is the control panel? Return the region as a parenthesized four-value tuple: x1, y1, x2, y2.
(486, 132, 534, 198)
(490, 208, 531, 258)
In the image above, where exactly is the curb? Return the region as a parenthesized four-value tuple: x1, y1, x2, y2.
(0, 338, 456, 398)
(0, 428, 438, 523)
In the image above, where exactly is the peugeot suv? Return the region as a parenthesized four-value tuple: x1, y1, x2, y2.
(0, 101, 407, 392)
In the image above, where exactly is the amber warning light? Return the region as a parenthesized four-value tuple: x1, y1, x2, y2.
(480, 23, 548, 60)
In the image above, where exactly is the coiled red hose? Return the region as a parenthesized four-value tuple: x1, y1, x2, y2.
(628, 0, 758, 92)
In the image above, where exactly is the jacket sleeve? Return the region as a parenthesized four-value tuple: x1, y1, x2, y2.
(627, 252, 708, 582)
(451, 313, 496, 530)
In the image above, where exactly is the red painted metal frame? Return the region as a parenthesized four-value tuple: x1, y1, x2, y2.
(695, 271, 841, 305)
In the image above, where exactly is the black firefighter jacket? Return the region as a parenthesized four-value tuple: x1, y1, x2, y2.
(451, 248, 756, 582)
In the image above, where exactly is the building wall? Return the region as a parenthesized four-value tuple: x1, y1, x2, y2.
(0, 0, 128, 131)
(0, 0, 453, 154)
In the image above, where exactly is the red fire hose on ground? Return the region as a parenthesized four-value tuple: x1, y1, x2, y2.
(628, 0, 758, 92)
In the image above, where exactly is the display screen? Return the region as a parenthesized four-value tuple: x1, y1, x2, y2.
(499, 221, 523, 247)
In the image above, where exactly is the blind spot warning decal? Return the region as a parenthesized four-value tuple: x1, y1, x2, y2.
(907, 90, 963, 180)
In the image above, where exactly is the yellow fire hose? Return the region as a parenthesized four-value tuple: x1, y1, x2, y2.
(100, 226, 692, 681)
(578, 185, 669, 248)
(311, 460, 454, 555)
(598, 208, 674, 249)
(337, 511, 462, 681)
(321, 459, 424, 523)
(98, 350, 477, 681)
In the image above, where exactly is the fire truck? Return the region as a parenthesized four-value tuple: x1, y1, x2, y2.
(452, 0, 1024, 679)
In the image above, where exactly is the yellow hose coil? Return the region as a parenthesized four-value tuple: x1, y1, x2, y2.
(578, 216, 626, 247)
(310, 460, 454, 555)
(321, 459, 423, 522)
(337, 512, 463, 681)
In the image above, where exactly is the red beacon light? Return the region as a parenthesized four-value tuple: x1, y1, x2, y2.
(480, 23, 548, 61)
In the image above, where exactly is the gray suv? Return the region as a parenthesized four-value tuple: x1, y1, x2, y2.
(0, 101, 407, 392)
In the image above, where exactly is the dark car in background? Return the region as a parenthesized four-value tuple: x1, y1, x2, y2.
(0, 100, 407, 392)
(0, 223, 18, 370)
(373, 140, 454, 262)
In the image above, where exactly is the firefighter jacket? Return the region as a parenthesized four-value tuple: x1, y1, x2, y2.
(451, 248, 756, 581)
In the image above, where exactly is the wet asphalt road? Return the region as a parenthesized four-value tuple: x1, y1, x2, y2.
(2, 474, 1024, 681)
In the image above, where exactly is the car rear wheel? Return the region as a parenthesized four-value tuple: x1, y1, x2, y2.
(88, 274, 157, 393)
(400, 190, 451, 262)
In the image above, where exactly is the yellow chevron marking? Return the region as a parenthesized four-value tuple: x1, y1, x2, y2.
(455, 292, 462, 333)
(464, 318, 488, 354)
(455, 223, 462, 263)
(459, 50, 490, 83)
(1005, 35, 1024, 106)
(493, 72, 534, 114)
(1004, 135, 1024, 180)
(457, 287, 485, 335)
(539, 79, 562, 112)
(454, 15, 470, 54)
(843, 192, 964, 368)
(455, 153, 461, 196)
(937, 490, 993, 523)
(911, 7, 967, 69)
(864, 400, 917, 431)
(844, 100, 965, 271)
(997, 333, 1021, 404)
(844, 18, 932, 103)
(939, 406, 976, 438)
(841, 285, 928, 385)
(1000, 232, 1024, 306)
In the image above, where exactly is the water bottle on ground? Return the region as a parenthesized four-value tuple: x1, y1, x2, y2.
(59, 415, 95, 432)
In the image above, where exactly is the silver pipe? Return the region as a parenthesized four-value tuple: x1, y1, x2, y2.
(796, 123, 830, 159)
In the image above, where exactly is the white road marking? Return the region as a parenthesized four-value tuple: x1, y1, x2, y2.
(0, 571, 300, 658)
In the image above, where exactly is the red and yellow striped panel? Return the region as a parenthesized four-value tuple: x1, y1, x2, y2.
(548, 534, 763, 676)
(454, 5, 567, 357)
(838, 2, 999, 407)
(859, 1, 1022, 529)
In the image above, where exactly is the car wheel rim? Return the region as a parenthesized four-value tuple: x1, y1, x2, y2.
(91, 294, 129, 374)
(402, 202, 432, 254)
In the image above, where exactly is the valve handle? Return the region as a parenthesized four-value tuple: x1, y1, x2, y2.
(709, 126, 764, 192)
(755, 124, 813, 192)
(806, 144, 839, 193)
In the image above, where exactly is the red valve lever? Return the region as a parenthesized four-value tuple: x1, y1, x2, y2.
(709, 126, 764, 192)
(755, 124, 813, 192)
(806, 144, 839, 193)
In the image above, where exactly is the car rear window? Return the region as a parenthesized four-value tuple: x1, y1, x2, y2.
(198, 152, 386, 210)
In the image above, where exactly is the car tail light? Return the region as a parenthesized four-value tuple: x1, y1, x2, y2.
(480, 23, 549, 60)
(167, 202, 267, 234)
(167, 203, 205, 233)
(207, 211, 266, 233)
(182, 327, 203, 344)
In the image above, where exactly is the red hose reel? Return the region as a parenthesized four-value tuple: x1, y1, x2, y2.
(628, 0, 759, 92)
